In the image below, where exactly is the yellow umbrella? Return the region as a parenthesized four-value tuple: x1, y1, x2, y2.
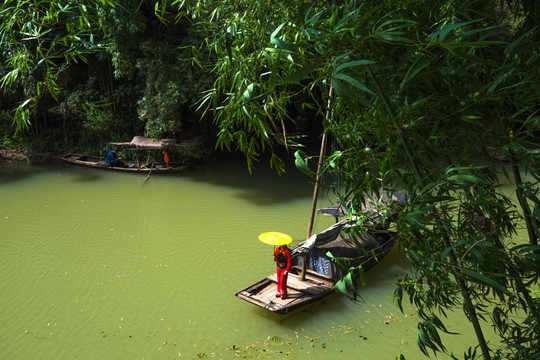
(258, 232, 292, 246)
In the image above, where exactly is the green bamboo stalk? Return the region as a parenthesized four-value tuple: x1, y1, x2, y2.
(509, 151, 539, 246)
(367, 66, 492, 360)
(302, 85, 334, 281)
(366, 66, 424, 181)
(489, 232, 539, 319)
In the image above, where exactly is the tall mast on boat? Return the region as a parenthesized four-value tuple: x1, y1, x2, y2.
(301, 86, 334, 281)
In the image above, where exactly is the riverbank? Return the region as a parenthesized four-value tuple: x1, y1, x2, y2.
(0, 136, 213, 165)
(0, 148, 57, 164)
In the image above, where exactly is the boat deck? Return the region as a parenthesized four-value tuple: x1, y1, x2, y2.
(235, 268, 335, 313)
(266, 273, 333, 295)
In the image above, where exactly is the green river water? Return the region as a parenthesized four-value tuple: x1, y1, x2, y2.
(0, 159, 511, 359)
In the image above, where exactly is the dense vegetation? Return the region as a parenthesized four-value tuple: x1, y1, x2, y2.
(2, 0, 539, 359)
(0, 1, 218, 159)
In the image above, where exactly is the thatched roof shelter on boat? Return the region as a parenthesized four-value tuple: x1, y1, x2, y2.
(109, 136, 177, 150)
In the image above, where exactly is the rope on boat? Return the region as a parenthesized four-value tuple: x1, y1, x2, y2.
(262, 300, 289, 316)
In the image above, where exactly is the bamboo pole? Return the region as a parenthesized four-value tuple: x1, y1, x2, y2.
(509, 151, 539, 246)
(367, 66, 492, 360)
(301, 85, 334, 281)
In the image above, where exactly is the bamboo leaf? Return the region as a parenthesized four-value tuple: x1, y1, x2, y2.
(373, 18, 415, 33)
(282, 62, 320, 84)
(334, 276, 348, 295)
(334, 73, 373, 94)
(374, 31, 413, 43)
(20, 98, 33, 108)
(407, 249, 422, 266)
(417, 328, 431, 356)
(429, 19, 480, 43)
(242, 83, 254, 102)
(446, 174, 485, 185)
(506, 28, 532, 53)
(514, 244, 540, 254)
(440, 245, 455, 263)
(444, 40, 506, 48)
(270, 22, 287, 40)
(487, 68, 515, 94)
(460, 267, 508, 293)
(336, 60, 375, 72)
(270, 37, 298, 53)
(332, 51, 354, 66)
(400, 58, 430, 90)
(394, 285, 404, 313)
(357, 266, 365, 288)
(294, 150, 314, 176)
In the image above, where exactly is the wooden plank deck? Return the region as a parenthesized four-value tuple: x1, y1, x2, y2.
(235, 270, 336, 313)
(266, 273, 333, 295)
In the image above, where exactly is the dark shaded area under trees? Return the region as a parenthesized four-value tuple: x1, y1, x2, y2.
(0, 2, 206, 160)
(0, 1, 322, 164)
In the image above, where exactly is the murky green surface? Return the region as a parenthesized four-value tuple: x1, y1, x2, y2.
(0, 159, 510, 359)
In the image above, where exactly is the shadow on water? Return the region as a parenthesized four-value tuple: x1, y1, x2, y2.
(184, 159, 314, 206)
(253, 291, 351, 327)
(69, 170, 105, 182)
(0, 157, 315, 205)
(0, 162, 107, 186)
(0, 164, 46, 185)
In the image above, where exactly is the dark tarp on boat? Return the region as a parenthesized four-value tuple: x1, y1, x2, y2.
(291, 219, 391, 281)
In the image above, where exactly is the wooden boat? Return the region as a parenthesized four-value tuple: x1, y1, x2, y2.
(60, 136, 190, 173)
(235, 84, 403, 314)
(235, 218, 398, 314)
(60, 153, 189, 173)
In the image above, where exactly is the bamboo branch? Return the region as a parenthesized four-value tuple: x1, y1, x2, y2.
(509, 151, 539, 246)
(367, 65, 492, 359)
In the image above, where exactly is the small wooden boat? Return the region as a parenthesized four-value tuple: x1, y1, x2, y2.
(60, 136, 191, 173)
(60, 153, 189, 173)
(235, 219, 398, 314)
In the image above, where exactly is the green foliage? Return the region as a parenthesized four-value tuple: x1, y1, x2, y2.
(327, 250, 365, 302)
(166, 0, 540, 359)
(136, 34, 212, 139)
(95, 2, 147, 79)
(0, 0, 215, 151)
(0, 0, 117, 132)
(0, 111, 21, 148)
(1, 0, 539, 358)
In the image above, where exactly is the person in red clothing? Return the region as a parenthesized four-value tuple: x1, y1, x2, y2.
(274, 244, 291, 299)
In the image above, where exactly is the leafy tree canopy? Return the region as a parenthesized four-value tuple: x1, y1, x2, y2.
(1, 0, 539, 358)
(160, 0, 540, 359)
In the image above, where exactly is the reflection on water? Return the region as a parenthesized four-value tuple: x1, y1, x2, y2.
(70, 172, 105, 182)
(0, 159, 504, 359)
(0, 163, 46, 184)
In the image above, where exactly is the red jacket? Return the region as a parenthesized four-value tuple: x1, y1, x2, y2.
(274, 246, 291, 271)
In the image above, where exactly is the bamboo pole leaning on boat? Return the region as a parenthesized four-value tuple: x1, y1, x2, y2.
(302, 85, 334, 281)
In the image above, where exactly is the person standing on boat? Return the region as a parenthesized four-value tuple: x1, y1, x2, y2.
(105, 149, 123, 167)
(274, 244, 291, 299)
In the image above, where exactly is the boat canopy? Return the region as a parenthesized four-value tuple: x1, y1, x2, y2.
(291, 218, 388, 280)
(109, 136, 177, 150)
(291, 219, 349, 257)
(293, 190, 406, 257)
